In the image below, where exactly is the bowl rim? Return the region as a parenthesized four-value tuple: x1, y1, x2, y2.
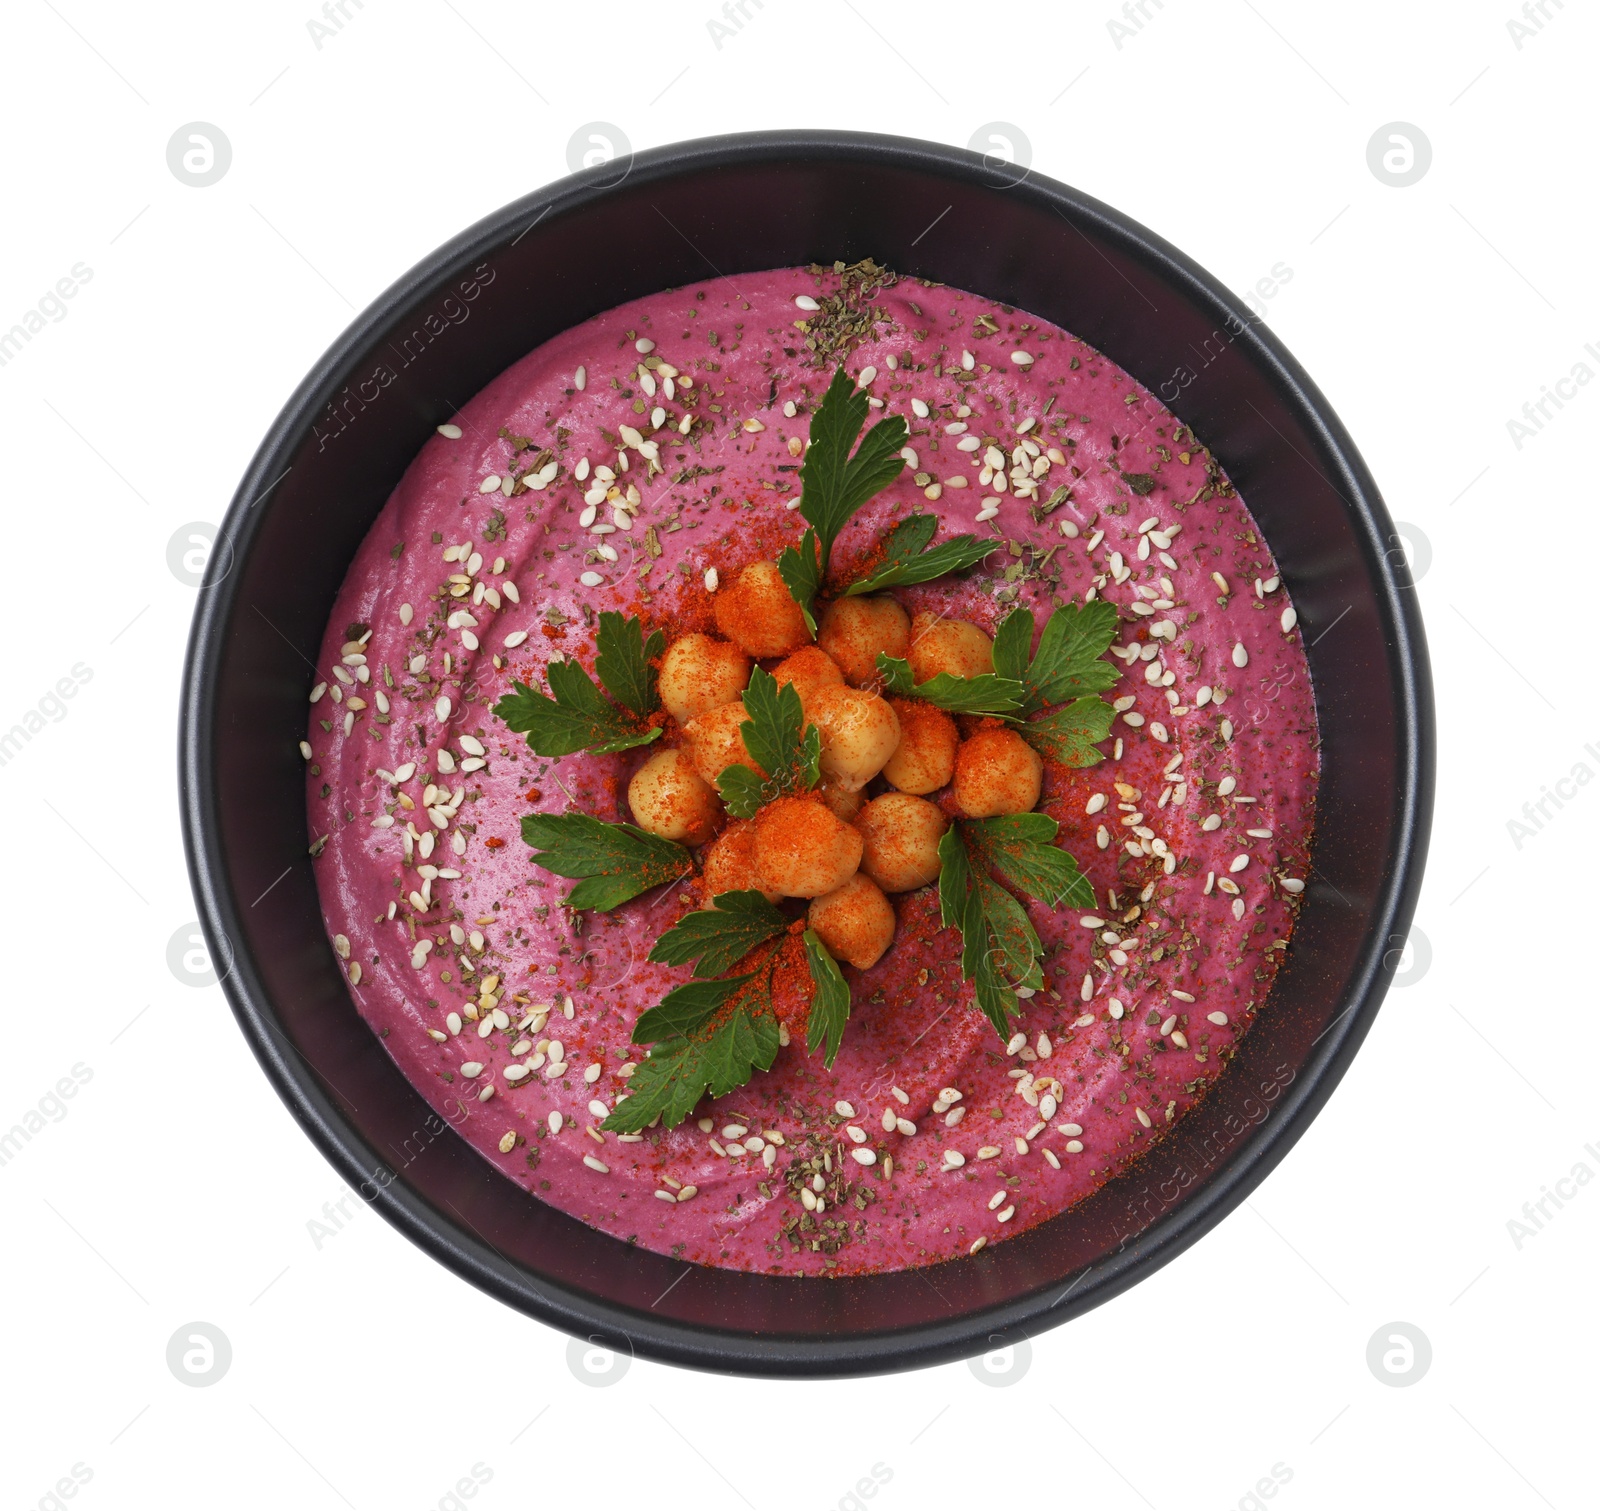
(180, 127, 1433, 1376)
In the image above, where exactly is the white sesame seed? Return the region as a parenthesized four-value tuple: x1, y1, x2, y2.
(436, 423, 463, 439)
(1281, 876, 1306, 893)
(635, 337, 655, 354)
(435, 695, 451, 721)
(851, 1147, 876, 1166)
(704, 567, 719, 591)
(794, 293, 819, 311)
(1230, 854, 1250, 873)
(1232, 642, 1249, 668)
(580, 571, 603, 587)
(1010, 350, 1034, 366)
(1281, 606, 1298, 633)
(583, 1155, 610, 1174)
(856, 365, 877, 387)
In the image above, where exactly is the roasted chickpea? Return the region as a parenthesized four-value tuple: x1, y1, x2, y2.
(702, 819, 780, 902)
(627, 748, 721, 845)
(856, 792, 949, 892)
(815, 779, 864, 823)
(771, 645, 844, 711)
(881, 697, 958, 795)
(907, 611, 994, 683)
(682, 701, 760, 787)
(806, 685, 900, 792)
(713, 559, 811, 659)
(658, 633, 751, 724)
(808, 873, 896, 970)
(953, 728, 1043, 818)
(753, 795, 863, 898)
(817, 595, 911, 686)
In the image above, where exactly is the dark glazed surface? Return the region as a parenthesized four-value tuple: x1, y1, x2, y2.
(180, 130, 1432, 1377)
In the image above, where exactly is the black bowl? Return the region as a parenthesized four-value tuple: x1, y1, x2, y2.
(180, 129, 1432, 1377)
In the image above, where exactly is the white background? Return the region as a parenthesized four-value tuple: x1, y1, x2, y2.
(1, 1, 1592, 1507)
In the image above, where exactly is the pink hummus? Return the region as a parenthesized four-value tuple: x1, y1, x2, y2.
(306, 265, 1319, 1275)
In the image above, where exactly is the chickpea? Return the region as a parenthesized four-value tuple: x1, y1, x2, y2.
(855, 792, 949, 892)
(815, 779, 864, 823)
(881, 698, 958, 795)
(953, 728, 1043, 818)
(627, 748, 721, 845)
(808, 873, 896, 970)
(702, 819, 780, 902)
(817, 595, 910, 686)
(907, 611, 994, 683)
(658, 633, 751, 724)
(713, 559, 811, 659)
(771, 645, 844, 712)
(806, 685, 900, 792)
(682, 701, 760, 787)
(753, 795, 863, 898)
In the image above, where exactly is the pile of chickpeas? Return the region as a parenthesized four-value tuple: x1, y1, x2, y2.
(624, 560, 1045, 972)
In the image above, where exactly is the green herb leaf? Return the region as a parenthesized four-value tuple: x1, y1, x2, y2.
(938, 818, 1092, 1039)
(631, 973, 752, 1042)
(842, 514, 997, 595)
(594, 611, 664, 717)
(602, 960, 782, 1133)
(1120, 470, 1157, 496)
(776, 530, 825, 637)
(938, 826, 1027, 1037)
(961, 813, 1096, 910)
(1019, 696, 1115, 769)
(803, 929, 852, 1068)
(495, 660, 661, 757)
(715, 667, 823, 819)
(519, 812, 690, 911)
(992, 601, 1120, 713)
(647, 890, 789, 978)
(776, 365, 909, 628)
(875, 653, 1026, 717)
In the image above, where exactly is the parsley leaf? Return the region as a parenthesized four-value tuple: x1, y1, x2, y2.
(841, 514, 997, 596)
(594, 610, 664, 717)
(962, 813, 1096, 910)
(803, 928, 851, 1068)
(601, 958, 783, 1132)
(938, 817, 1093, 1038)
(1019, 696, 1115, 768)
(777, 365, 909, 630)
(495, 659, 661, 757)
(875, 653, 1026, 717)
(715, 667, 823, 819)
(647, 890, 789, 978)
(992, 601, 1120, 712)
(519, 812, 690, 911)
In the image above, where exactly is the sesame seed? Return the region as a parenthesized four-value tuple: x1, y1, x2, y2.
(437, 423, 463, 439)
(580, 571, 603, 587)
(1136, 1107, 1152, 1128)
(583, 1155, 610, 1174)
(704, 567, 719, 591)
(1281, 606, 1298, 633)
(1232, 642, 1249, 668)
(1281, 876, 1305, 893)
(851, 1148, 876, 1166)
(794, 294, 819, 311)
(635, 337, 655, 354)
(834, 1100, 855, 1118)
(1010, 350, 1034, 366)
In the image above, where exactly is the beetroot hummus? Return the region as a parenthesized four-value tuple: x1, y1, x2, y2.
(305, 263, 1319, 1275)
